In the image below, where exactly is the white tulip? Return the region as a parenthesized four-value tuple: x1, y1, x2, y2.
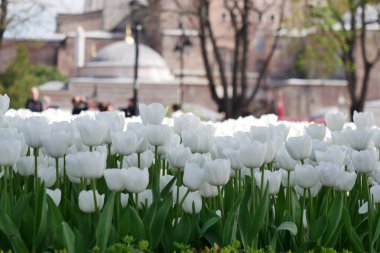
(239, 141, 267, 169)
(76, 116, 107, 147)
(351, 149, 378, 174)
(104, 169, 127, 192)
(173, 113, 201, 135)
(78, 190, 105, 213)
(183, 162, 204, 191)
(111, 131, 138, 156)
(22, 116, 49, 148)
(0, 139, 22, 166)
(295, 164, 319, 189)
(203, 159, 231, 186)
(344, 127, 372, 151)
(370, 185, 380, 203)
(353, 111, 374, 129)
(41, 131, 70, 158)
(325, 111, 345, 131)
(139, 103, 167, 125)
(182, 191, 202, 214)
(66, 151, 106, 179)
(37, 165, 56, 188)
(46, 188, 61, 206)
(223, 148, 243, 170)
(304, 123, 326, 140)
(124, 167, 149, 193)
(166, 145, 192, 171)
(285, 135, 312, 161)
(317, 162, 344, 187)
(334, 170, 357, 192)
(145, 124, 172, 147)
(120, 193, 129, 208)
(199, 181, 218, 198)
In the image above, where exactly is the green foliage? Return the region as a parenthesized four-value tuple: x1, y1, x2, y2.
(0, 45, 67, 108)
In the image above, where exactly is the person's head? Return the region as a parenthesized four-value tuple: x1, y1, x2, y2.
(128, 97, 136, 107)
(30, 87, 39, 100)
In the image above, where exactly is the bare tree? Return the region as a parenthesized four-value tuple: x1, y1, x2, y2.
(195, 0, 286, 118)
(0, 0, 46, 49)
(306, 0, 380, 119)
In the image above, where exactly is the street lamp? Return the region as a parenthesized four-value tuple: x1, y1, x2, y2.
(129, 0, 148, 115)
(174, 21, 192, 107)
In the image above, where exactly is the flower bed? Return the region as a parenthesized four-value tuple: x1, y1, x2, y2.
(0, 94, 379, 252)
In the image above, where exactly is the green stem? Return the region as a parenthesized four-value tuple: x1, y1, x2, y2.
(116, 192, 121, 241)
(260, 165, 265, 197)
(33, 147, 39, 189)
(119, 155, 124, 169)
(287, 170, 291, 218)
(299, 188, 306, 247)
(250, 168, 256, 214)
(365, 175, 373, 253)
(217, 186, 224, 225)
(91, 179, 99, 215)
(55, 157, 60, 188)
(137, 153, 141, 169)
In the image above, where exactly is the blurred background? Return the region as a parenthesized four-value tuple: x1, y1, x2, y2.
(0, 0, 379, 122)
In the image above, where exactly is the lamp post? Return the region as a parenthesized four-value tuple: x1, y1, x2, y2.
(129, 0, 148, 115)
(174, 21, 192, 107)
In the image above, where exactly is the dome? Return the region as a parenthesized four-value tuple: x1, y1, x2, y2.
(91, 41, 168, 68)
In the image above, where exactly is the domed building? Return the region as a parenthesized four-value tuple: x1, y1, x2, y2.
(40, 38, 181, 110)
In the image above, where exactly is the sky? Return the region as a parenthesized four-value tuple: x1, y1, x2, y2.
(5, 0, 85, 38)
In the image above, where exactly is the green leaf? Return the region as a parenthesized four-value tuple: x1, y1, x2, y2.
(150, 197, 173, 250)
(270, 221, 298, 250)
(309, 215, 328, 242)
(123, 206, 146, 241)
(222, 196, 242, 246)
(342, 207, 365, 252)
(199, 217, 220, 238)
(161, 176, 177, 197)
(11, 193, 32, 228)
(276, 221, 298, 235)
(61, 222, 75, 253)
(173, 214, 192, 245)
(96, 192, 115, 253)
(250, 184, 270, 245)
(46, 196, 64, 247)
(322, 192, 343, 246)
(238, 182, 253, 248)
(34, 184, 48, 249)
(0, 209, 29, 253)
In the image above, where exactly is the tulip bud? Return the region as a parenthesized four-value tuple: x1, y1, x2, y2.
(167, 146, 192, 171)
(46, 188, 61, 206)
(182, 192, 202, 214)
(124, 167, 149, 193)
(304, 123, 326, 140)
(353, 111, 374, 129)
(37, 165, 56, 188)
(325, 111, 345, 131)
(294, 164, 319, 189)
(285, 135, 312, 161)
(351, 149, 378, 174)
(78, 190, 105, 213)
(111, 131, 138, 156)
(135, 189, 153, 209)
(239, 141, 267, 169)
(203, 159, 231, 186)
(104, 169, 127, 192)
(139, 103, 167, 125)
(183, 162, 204, 191)
(334, 170, 357, 192)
